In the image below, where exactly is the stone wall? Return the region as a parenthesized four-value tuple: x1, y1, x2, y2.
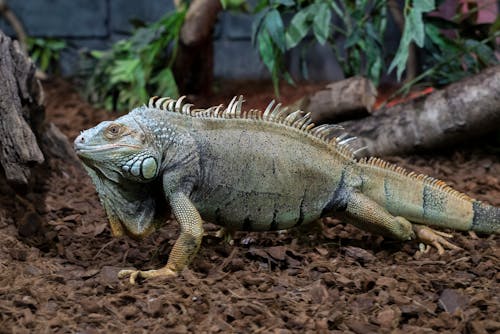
(0, 0, 344, 81)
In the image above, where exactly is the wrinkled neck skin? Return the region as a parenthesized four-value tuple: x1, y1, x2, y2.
(83, 165, 165, 237)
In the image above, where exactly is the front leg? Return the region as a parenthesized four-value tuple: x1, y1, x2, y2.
(103, 201, 125, 237)
(118, 192, 204, 284)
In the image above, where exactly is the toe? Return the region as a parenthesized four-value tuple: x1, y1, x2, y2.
(117, 267, 178, 284)
(118, 269, 136, 279)
(413, 225, 462, 255)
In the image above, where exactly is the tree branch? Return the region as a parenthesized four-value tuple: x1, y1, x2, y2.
(342, 65, 500, 157)
(0, 0, 27, 52)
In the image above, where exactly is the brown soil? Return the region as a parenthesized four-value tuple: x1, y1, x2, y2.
(0, 79, 498, 334)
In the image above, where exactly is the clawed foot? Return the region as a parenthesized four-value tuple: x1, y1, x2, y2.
(215, 227, 234, 245)
(413, 225, 461, 255)
(118, 267, 177, 284)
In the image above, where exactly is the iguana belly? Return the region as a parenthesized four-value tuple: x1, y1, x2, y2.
(191, 184, 320, 231)
(187, 126, 348, 231)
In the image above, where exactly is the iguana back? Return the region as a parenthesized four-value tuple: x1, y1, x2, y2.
(187, 111, 358, 231)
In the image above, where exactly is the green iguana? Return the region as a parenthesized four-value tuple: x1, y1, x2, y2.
(74, 96, 499, 284)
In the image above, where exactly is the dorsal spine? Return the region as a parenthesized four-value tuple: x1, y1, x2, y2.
(147, 95, 358, 160)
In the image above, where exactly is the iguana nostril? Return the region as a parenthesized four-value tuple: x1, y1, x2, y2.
(74, 134, 85, 146)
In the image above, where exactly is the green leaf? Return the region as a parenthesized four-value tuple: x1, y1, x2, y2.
(90, 50, 104, 59)
(130, 26, 161, 49)
(283, 71, 294, 85)
(364, 38, 382, 83)
(272, 0, 294, 6)
(31, 49, 41, 63)
(40, 50, 50, 71)
(329, 1, 343, 18)
(110, 58, 140, 84)
(425, 24, 457, 51)
(388, 0, 435, 80)
(50, 40, 66, 50)
(414, 0, 435, 12)
(254, 0, 271, 13)
(464, 39, 497, 66)
(365, 21, 382, 45)
(388, 24, 411, 79)
(251, 9, 269, 46)
(285, 8, 311, 49)
(257, 30, 276, 73)
(312, 3, 331, 45)
(151, 68, 179, 98)
(221, 0, 247, 10)
(406, 8, 425, 47)
(264, 9, 286, 52)
(344, 26, 361, 48)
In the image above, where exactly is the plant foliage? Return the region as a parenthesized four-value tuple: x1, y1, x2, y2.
(27, 37, 66, 73)
(250, 0, 499, 93)
(394, 0, 499, 95)
(84, 9, 185, 111)
(252, 0, 388, 93)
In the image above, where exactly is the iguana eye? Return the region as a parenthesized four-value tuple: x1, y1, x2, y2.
(105, 124, 123, 138)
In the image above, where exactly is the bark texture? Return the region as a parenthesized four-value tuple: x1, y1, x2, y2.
(298, 77, 377, 123)
(0, 30, 76, 189)
(341, 65, 500, 157)
(0, 32, 44, 186)
(304, 77, 377, 123)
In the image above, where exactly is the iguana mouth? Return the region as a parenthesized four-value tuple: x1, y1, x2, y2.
(74, 143, 142, 154)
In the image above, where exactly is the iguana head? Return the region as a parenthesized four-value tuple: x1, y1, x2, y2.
(74, 115, 160, 183)
(74, 113, 166, 238)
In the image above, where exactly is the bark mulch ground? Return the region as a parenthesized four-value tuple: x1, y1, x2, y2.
(0, 79, 498, 333)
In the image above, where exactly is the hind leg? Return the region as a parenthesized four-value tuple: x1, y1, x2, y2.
(343, 191, 460, 253)
(343, 191, 415, 241)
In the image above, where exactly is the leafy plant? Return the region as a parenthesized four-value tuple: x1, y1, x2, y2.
(252, 0, 389, 93)
(394, 1, 499, 95)
(27, 37, 66, 72)
(84, 9, 185, 111)
(250, 0, 499, 95)
(220, 0, 249, 10)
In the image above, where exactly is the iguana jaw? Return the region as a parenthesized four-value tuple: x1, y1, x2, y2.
(74, 142, 142, 157)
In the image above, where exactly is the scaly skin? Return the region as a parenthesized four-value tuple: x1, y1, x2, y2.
(74, 96, 499, 283)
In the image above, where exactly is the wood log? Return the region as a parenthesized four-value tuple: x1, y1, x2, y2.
(0, 30, 77, 190)
(294, 76, 377, 123)
(0, 31, 44, 186)
(341, 65, 500, 157)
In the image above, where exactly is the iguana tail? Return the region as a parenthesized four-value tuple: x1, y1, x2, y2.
(470, 202, 500, 234)
(358, 158, 499, 234)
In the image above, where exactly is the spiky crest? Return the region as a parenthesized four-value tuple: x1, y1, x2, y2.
(358, 157, 474, 202)
(148, 95, 357, 159)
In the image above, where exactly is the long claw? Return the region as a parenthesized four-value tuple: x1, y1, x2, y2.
(413, 225, 461, 255)
(118, 267, 177, 284)
(215, 227, 235, 245)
